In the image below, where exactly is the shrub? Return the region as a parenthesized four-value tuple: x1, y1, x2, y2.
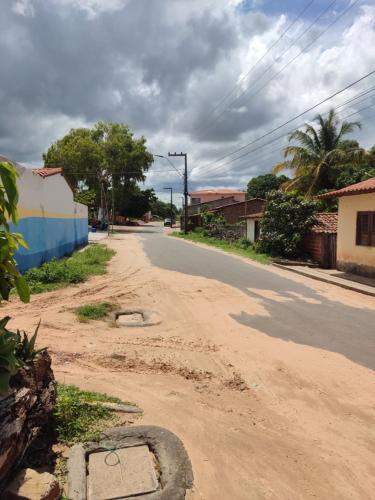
(257, 191, 317, 258)
(24, 245, 115, 293)
(74, 302, 114, 322)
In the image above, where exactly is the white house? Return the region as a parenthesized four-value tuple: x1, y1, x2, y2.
(0, 155, 88, 272)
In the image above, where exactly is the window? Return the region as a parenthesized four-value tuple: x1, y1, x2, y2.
(356, 211, 375, 246)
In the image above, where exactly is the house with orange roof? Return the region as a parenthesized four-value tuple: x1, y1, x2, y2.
(318, 177, 375, 277)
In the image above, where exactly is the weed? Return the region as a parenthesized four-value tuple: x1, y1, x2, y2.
(74, 302, 115, 322)
(53, 384, 123, 445)
(171, 231, 270, 264)
(24, 245, 115, 294)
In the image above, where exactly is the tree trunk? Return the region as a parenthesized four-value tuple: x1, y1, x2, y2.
(0, 352, 56, 492)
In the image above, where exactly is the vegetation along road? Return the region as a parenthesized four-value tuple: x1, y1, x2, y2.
(5, 224, 375, 500)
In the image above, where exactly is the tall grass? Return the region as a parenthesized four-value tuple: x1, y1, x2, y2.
(24, 245, 115, 294)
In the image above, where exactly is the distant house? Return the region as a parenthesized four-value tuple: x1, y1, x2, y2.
(189, 189, 246, 206)
(0, 156, 88, 272)
(318, 177, 375, 277)
(214, 198, 266, 225)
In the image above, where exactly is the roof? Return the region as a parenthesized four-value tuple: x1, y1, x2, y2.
(211, 198, 266, 211)
(311, 213, 338, 234)
(32, 167, 63, 178)
(317, 177, 375, 199)
(240, 212, 264, 219)
(190, 189, 245, 196)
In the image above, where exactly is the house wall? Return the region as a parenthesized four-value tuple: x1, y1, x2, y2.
(190, 192, 246, 205)
(9, 165, 88, 272)
(336, 192, 375, 277)
(215, 199, 265, 225)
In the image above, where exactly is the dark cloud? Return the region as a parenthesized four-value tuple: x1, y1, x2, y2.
(0, 0, 374, 202)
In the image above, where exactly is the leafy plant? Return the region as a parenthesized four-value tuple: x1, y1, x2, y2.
(0, 317, 45, 394)
(0, 161, 32, 394)
(257, 191, 317, 258)
(0, 317, 20, 394)
(0, 162, 30, 303)
(15, 320, 46, 362)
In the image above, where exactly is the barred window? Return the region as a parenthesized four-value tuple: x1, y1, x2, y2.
(356, 212, 375, 247)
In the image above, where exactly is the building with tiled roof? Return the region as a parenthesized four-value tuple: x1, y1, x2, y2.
(318, 177, 375, 277)
(189, 188, 246, 206)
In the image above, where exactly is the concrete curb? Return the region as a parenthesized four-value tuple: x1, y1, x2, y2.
(272, 263, 375, 297)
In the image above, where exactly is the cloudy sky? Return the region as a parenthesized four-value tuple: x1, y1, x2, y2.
(1, 0, 375, 204)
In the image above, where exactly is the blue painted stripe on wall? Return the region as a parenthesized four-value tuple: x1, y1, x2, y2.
(10, 217, 89, 272)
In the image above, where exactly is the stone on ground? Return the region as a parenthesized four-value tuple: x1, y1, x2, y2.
(3, 468, 60, 500)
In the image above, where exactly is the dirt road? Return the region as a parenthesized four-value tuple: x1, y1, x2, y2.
(5, 230, 375, 499)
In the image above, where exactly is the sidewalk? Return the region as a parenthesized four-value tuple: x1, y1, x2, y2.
(273, 263, 375, 297)
(88, 231, 108, 243)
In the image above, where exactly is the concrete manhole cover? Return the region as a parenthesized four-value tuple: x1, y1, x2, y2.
(88, 445, 158, 500)
(114, 309, 161, 327)
(67, 425, 194, 500)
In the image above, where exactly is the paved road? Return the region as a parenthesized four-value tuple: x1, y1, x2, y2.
(140, 229, 375, 371)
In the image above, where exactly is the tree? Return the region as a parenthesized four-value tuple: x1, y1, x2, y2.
(43, 122, 154, 219)
(116, 187, 157, 219)
(273, 109, 364, 196)
(257, 191, 317, 258)
(247, 173, 289, 199)
(150, 198, 178, 220)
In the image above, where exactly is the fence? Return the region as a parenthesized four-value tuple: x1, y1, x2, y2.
(206, 224, 246, 242)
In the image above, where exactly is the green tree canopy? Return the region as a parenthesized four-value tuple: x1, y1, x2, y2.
(257, 191, 317, 258)
(247, 173, 289, 199)
(273, 109, 365, 196)
(43, 122, 154, 217)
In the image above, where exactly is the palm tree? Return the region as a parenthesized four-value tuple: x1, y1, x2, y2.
(273, 109, 364, 196)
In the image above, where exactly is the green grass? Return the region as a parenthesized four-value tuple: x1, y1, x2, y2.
(23, 244, 115, 294)
(74, 302, 115, 322)
(53, 384, 124, 445)
(171, 231, 270, 264)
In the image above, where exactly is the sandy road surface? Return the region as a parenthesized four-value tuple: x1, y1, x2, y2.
(4, 232, 375, 499)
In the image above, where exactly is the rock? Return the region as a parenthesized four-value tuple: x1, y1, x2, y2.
(3, 468, 60, 500)
(101, 402, 143, 413)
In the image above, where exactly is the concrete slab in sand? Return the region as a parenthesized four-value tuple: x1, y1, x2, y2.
(88, 445, 158, 499)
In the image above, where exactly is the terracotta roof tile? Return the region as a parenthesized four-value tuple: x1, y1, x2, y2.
(317, 177, 375, 198)
(32, 167, 63, 178)
(311, 213, 338, 234)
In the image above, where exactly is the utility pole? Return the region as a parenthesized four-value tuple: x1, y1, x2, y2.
(163, 187, 173, 228)
(169, 152, 188, 234)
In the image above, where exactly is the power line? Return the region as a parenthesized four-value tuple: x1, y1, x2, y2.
(195, 0, 317, 137)
(194, 67, 375, 175)
(197, 99, 375, 180)
(197, 0, 337, 141)
(195, 83, 375, 178)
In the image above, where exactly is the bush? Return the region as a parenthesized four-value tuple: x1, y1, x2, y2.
(24, 245, 115, 293)
(74, 302, 114, 322)
(257, 191, 317, 258)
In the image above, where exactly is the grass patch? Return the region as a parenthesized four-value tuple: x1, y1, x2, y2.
(171, 231, 270, 264)
(53, 384, 124, 445)
(23, 244, 115, 294)
(74, 302, 115, 322)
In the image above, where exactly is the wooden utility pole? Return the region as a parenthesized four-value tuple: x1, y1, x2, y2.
(168, 152, 188, 234)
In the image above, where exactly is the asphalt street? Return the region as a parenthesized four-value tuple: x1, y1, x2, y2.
(140, 228, 375, 371)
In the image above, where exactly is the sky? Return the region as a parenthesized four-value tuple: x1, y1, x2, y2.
(1, 0, 375, 205)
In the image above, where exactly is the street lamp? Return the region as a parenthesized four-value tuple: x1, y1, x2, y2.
(163, 187, 173, 228)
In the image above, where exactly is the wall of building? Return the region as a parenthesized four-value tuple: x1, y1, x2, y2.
(337, 192, 375, 276)
(190, 192, 246, 205)
(9, 164, 88, 272)
(214, 199, 265, 225)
